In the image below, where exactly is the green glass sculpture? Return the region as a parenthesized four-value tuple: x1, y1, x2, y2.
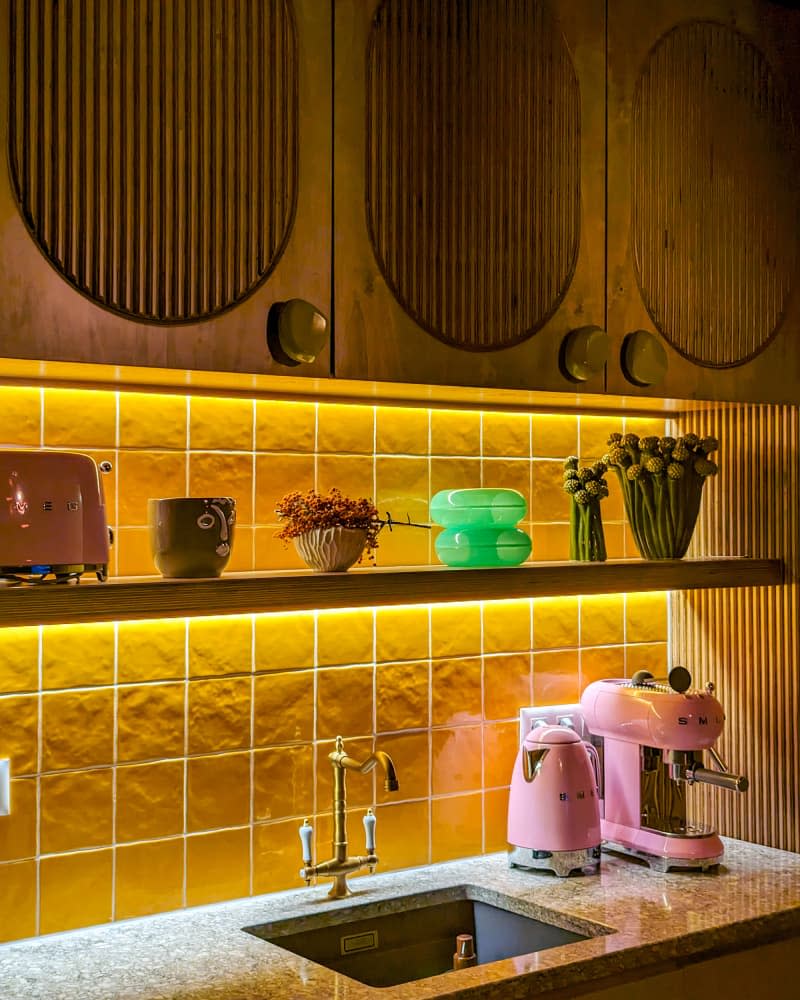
(430, 489, 532, 567)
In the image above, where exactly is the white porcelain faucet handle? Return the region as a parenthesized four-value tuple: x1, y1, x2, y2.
(363, 808, 376, 853)
(299, 818, 313, 865)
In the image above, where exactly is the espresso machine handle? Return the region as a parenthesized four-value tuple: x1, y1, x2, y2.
(687, 766, 749, 793)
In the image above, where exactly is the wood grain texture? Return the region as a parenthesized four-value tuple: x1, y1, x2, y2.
(632, 21, 796, 367)
(8, 0, 297, 323)
(0, 558, 781, 627)
(672, 405, 799, 851)
(365, 0, 580, 351)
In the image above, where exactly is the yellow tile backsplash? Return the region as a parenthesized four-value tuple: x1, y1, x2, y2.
(0, 387, 668, 941)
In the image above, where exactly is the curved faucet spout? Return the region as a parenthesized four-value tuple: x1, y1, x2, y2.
(330, 738, 400, 792)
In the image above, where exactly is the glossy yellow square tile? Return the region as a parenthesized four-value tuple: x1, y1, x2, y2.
(603, 522, 626, 560)
(0, 387, 41, 446)
(189, 452, 253, 524)
(44, 388, 116, 449)
(189, 615, 252, 677)
(227, 525, 254, 572)
(431, 793, 482, 863)
(41, 622, 115, 689)
(0, 860, 36, 942)
(188, 676, 251, 754)
(116, 760, 185, 842)
(484, 653, 531, 721)
(186, 828, 250, 907)
(579, 415, 620, 460)
(317, 666, 374, 740)
(0, 626, 39, 694)
(40, 768, 113, 854)
(118, 451, 187, 526)
(626, 592, 668, 643)
(531, 459, 569, 522)
(254, 453, 315, 524)
(376, 606, 429, 663)
(117, 682, 185, 762)
(253, 819, 306, 895)
(0, 695, 38, 774)
(430, 457, 482, 495)
(482, 412, 530, 457)
(256, 400, 316, 453)
(483, 722, 519, 788)
(317, 403, 374, 454)
(581, 595, 625, 647)
(532, 649, 580, 705)
(315, 737, 374, 811)
(533, 596, 579, 650)
(432, 726, 482, 796)
(481, 459, 531, 511)
(483, 600, 531, 654)
(602, 473, 625, 522)
(375, 456, 429, 525)
(254, 612, 314, 671)
(431, 603, 481, 659)
(116, 839, 184, 920)
(529, 522, 571, 561)
(253, 670, 314, 745)
(316, 455, 374, 500)
(376, 731, 429, 804)
(626, 642, 668, 677)
(119, 392, 187, 450)
(374, 800, 430, 871)
(116, 527, 159, 576)
(254, 528, 308, 570)
(317, 609, 374, 667)
(376, 407, 429, 455)
(39, 848, 113, 935)
(188, 752, 250, 832)
(531, 414, 578, 460)
(581, 645, 626, 690)
(431, 656, 481, 727)
(41, 688, 114, 771)
(0, 778, 37, 862)
(190, 396, 253, 451)
(376, 661, 429, 732)
(253, 744, 313, 822)
(430, 409, 480, 456)
(375, 521, 431, 567)
(117, 619, 186, 682)
(484, 786, 511, 852)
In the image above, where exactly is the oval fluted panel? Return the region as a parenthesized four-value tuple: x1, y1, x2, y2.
(8, 0, 298, 323)
(632, 22, 797, 367)
(366, 0, 580, 351)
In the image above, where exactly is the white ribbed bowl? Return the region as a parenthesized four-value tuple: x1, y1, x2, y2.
(294, 527, 368, 572)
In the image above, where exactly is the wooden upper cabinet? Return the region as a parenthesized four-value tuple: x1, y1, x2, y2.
(606, 0, 800, 404)
(333, 0, 606, 392)
(0, 0, 331, 376)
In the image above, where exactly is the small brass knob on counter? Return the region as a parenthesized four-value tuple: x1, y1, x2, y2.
(621, 329, 668, 387)
(559, 325, 609, 382)
(267, 299, 329, 366)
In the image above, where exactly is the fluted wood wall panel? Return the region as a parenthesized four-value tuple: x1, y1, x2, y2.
(672, 405, 799, 851)
(365, 0, 580, 351)
(8, 0, 298, 323)
(633, 22, 797, 368)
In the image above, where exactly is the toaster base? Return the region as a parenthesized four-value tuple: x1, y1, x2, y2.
(508, 844, 601, 878)
(601, 839, 723, 873)
(0, 563, 108, 583)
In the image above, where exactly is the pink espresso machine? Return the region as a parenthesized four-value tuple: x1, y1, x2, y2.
(581, 667, 748, 872)
(508, 724, 602, 877)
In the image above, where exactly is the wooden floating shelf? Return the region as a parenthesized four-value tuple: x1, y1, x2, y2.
(0, 557, 783, 628)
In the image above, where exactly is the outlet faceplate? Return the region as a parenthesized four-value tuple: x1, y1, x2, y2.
(519, 704, 587, 743)
(0, 758, 9, 816)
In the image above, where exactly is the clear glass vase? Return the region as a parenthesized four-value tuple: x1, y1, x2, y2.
(569, 498, 607, 562)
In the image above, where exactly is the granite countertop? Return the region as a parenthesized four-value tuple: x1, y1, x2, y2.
(3, 838, 800, 1000)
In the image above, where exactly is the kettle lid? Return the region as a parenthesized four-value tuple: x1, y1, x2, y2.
(524, 724, 580, 746)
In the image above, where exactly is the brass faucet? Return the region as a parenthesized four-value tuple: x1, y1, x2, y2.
(299, 736, 399, 898)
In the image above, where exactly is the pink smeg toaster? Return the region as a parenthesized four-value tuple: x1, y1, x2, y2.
(0, 450, 111, 581)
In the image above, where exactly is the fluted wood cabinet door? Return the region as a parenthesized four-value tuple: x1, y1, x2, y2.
(0, 0, 331, 376)
(334, 0, 605, 392)
(606, 0, 800, 404)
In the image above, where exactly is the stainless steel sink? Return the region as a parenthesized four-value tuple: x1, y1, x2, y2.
(245, 885, 611, 988)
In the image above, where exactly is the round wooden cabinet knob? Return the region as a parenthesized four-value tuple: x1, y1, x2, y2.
(560, 325, 609, 382)
(621, 329, 668, 387)
(267, 299, 329, 366)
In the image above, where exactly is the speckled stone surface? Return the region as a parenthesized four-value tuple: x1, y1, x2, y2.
(2, 838, 800, 999)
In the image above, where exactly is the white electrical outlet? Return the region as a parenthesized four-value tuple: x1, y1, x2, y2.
(0, 759, 9, 816)
(519, 704, 586, 743)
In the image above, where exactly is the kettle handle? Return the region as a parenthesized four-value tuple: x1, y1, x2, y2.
(584, 741, 602, 797)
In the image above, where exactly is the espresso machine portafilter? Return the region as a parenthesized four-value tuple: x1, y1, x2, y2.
(580, 667, 748, 872)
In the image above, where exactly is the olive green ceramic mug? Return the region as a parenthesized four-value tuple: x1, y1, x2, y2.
(147, 497, 236, 578)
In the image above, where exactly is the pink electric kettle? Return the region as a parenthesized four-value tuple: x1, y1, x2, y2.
(507, 725, 602, 877)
